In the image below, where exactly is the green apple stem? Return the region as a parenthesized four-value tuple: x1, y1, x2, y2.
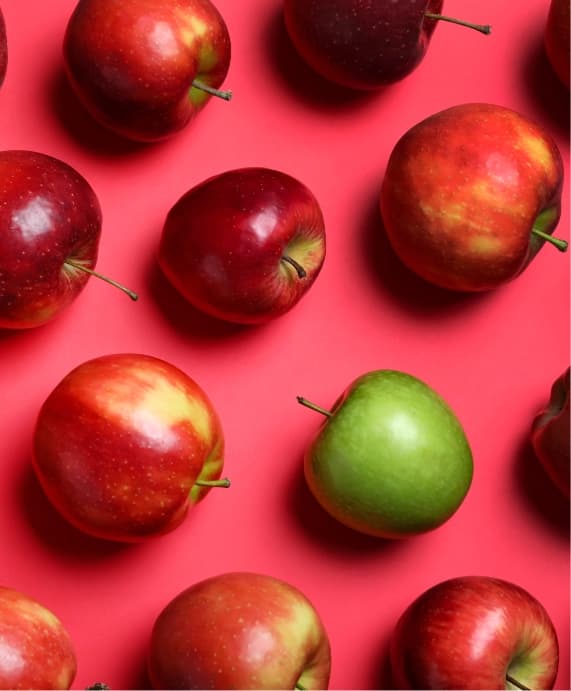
(295, 683, 307, 690)
(506, 673, 530, 691)
(195, 478, 232, 488)
(86, 684, 110, 690)
(281, 255, 307, 279)
(424, 12, 491, 34)
(192, 78, 233, 101)
(296, 396, 332, 418)
(65, 261, 139, 301)
(531, 227, 568, 251)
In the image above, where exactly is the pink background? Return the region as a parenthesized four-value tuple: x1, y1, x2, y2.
(0, 0, 569, 688)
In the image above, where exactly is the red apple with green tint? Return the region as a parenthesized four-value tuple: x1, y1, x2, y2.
(545, 0, 570, 88)
(32, 353, 228, 542)
(0, 7, 7, 87)
(0, 587, 76, 690)
(380, 103, 567, 291)
(148, 572, 331, 690)
(63, 0, 232, 141)
(158, 167, 326, 324)
(390, 576, 559, 690)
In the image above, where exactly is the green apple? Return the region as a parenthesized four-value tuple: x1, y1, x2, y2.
(298, 370, 473, 538)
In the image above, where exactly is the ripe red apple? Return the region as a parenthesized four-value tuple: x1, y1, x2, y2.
(0, 150, 137, 330)
(63, 0, 232, 141)
(283, 0, 490, 90)
(0, 7, 7, 87)
(32, 353, 229, 542)
(390, 576, 559, 690)
(380, 103, 567, 291)
(531, 368, 570, 499)
(545, 0, 570, 88)
(0, 586, 77, 690)
(158, 167, 326, 324)
(148, 572, 331, 690)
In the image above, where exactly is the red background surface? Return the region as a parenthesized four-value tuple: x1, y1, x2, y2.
(0, 0, 569, 688)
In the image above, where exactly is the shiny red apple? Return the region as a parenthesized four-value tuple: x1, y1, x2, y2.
(0, 586, 76, 690)
(531, 367, 570, 499)
(390, 576, 559, 690)
(158, 167, 326, 324)
(380, 103, 567, 291)
(148, 572, 331, 690)
(545, 0, 570, 88)
(32, 353, 229, 542)
(63, 0, 232, 141)
(0, 7, 7, 87)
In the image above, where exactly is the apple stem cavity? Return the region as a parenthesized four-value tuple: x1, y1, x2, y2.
(281, 255, 307, 279)
(296, 396, 333, 418)
(506, 673, 531, 690)
(531, 227, 568, 251)
(195, 478, 232, 488)
(192, 78, 233, 101)
(424, 12, 492, 35)
(65, 261, 139, 301)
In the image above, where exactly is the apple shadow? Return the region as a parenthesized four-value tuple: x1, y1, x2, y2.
(374, 631, 397, 691)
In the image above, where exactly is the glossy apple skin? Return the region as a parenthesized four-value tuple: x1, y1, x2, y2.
(0, 7, 7, 87)
(63, 0, 231, 141)
(0, 587, 77, 690)
(32, 353, 225, 542)
(380, 103, 564, 291)
(545, 0, 570, 88)
(303, 370, 473, 538)
(148, 572, 331, 690)
(158, 167, 326, 324)
(531, 368, 570, 499)
(390, 576, 559, 690)
(283, 0, 444, 89)
(0, 150, 102, 329)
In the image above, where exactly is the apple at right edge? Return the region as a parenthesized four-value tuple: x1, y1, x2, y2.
(545, 0, 570, 88)
(0, 7, 6, 87)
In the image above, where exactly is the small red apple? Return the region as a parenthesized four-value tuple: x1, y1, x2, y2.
(0, 586, 76, 690)
(545, 0, 570, 88)
(390, 576, 559, 690)
(158, 167, 326, 324)
(380, 103, 567, 291)
(531, 368, 570, 499)
(148, 572, 331, 690)
(0, 7, 7, 87)
(32, 353, 228, 542)
(63, 0, 232, 141)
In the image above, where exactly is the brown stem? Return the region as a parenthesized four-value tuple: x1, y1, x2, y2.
(195, 478, 231, 488)
(192, 78, 233, 101)
(424, 12, 491, 35)
(65, 261, 138, 301)
(532, 227, 568, 251)
(506, 673, 530, 691)
(281, 255, 307, 279)
(296, 396, 332, 418)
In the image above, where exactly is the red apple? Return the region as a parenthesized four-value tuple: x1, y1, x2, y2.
(390, 576, 559, 690)
(531, 368, 570, 499)
(0, 7, 7, 87)
(0, 586, 76, 690)
(158, 167, 326, 324)
(545, 0, 570, 88)
(0, 150, 137, 330)
(32, 353, 229, 542)
(148, 572, 331, 690)
(63, 0, 232, 141)
(380, 103, 567, 291)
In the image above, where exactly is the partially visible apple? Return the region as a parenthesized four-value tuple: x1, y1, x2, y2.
(298, 369, 473, 538)
(0, 586, 76, 690)
(390, 576, 559, 690)
(32, 353, 229, 542)
(148, 572, 331, 690)
(158, 167, 326, 324)
(0, 7, 7, 87)
(63, 0, 232, 141)
(380, 103, 567, 291)
(545, 0, 570, 88)
(531, 368, 570, 499)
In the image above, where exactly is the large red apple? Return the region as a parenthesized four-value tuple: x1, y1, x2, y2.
(545, 0, 570, 88)
(148, 572, 331, 690)
(0, 587, 76, 690)
(32, 353, 228, 542)
(0, 7, 7, 87)
(0, 150, 136, 330)
(63, 0, 232, 141)
(390, 576, 559, 690)
(380, 103, 567, 291)
(158, 167, 326, 324)
(531, 368, 570, 499)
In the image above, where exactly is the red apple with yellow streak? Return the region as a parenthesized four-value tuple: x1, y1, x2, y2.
(32, 353, 229, 542)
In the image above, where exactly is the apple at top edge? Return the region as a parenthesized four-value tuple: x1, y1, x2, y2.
(0, 7, 7, 87)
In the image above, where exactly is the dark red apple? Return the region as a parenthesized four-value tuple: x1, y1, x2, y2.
(158, 167, 326, 324)
(545, 0, 570, 88)
(0, 7, 7, 87)
(531, 368, 570, 499)
(148, 572, 331, 690)
(390, 576, 559, 690)
(380, 103, 567, 291)
(32, 353, 229, 542)
(0, 586, 76, 690)
(63, 0, 232, 141)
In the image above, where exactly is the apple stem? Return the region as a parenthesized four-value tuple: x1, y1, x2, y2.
(65, 261, 139, 301)
(506, 673, 531, 691)
(296, 396, 332, 417)
(192, 78, 233, 101)
(281, 255, 307, 279)
(86, 684, 110, 690)
(424, 12, 492, 34)
(531, 227, 568, 251)
(295, 683, 307, 690)
(195, 478, 231, 488)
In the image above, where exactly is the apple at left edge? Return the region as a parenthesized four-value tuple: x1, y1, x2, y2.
(63, 0, 232, 141)
(32, 353, 229, 542)
(0, 7, 7, 87)
(390, 576, 559, 690)
(545, 0, 570, 88)
(0, 150, 137, 330)
(148, 572, 331, 690)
